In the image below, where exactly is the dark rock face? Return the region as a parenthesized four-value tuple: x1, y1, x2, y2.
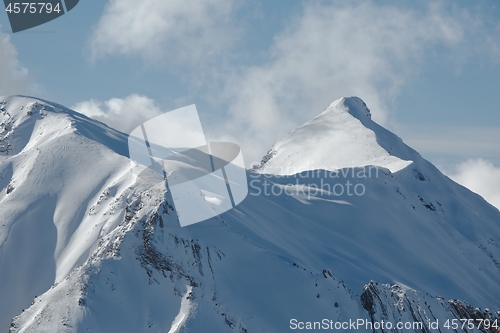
(360, 282, 500, 333)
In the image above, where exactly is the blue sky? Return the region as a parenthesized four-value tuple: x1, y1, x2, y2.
(1, 0, 499, 207)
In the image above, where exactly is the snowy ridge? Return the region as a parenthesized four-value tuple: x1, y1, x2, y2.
(254, 97, 413, 175)
(0, 96, 134, 331)
(1, 96, 499, 332)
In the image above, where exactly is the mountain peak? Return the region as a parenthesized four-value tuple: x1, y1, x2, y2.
(1, 95, 64, 118)
(0, 95, 128, 157)
(254, 97, 414, 175)
(329, 96, 372, 119)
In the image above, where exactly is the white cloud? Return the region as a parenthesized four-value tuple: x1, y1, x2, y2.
(71, 94, 163, 133)
(447, 159, 500, 210)
(0, 27, 36, 96)
(90, 0, 238, 63)
(216, 2, 471, 163)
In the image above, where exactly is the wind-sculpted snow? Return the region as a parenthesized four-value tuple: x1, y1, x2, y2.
(1, 96, 499, 332)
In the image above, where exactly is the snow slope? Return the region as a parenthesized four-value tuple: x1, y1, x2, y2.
(1, 96, 499, 332)
(0, 96, 134, 332)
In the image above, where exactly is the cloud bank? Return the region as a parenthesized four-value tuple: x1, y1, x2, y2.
(0, 27, 35, 96)
(448, 159, 500, 210)
(90, 0, 239, 63)
(71, 94, 163, 133)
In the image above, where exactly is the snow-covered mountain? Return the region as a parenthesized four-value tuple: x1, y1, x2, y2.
(1, 95, 499, 332)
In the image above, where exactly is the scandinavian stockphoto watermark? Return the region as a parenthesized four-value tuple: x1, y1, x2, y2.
(249, 166, 380, 200)
(289, 318, 499, 331)
(127, 105, 378, 226)
(128, 105, 248, 227)
(3, 0, 79, 33)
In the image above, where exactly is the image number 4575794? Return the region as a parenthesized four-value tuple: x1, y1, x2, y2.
(3, 0, 79, 33)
